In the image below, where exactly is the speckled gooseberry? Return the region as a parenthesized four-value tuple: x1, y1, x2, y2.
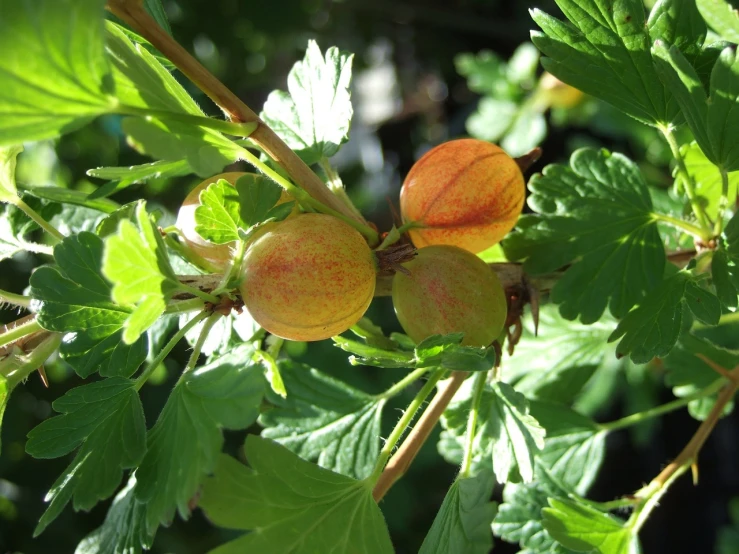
(392, 245, 507, 346)
(176, 172, 297, 271)
(400, 138, 525, 254)
(240, 213, 377, 341)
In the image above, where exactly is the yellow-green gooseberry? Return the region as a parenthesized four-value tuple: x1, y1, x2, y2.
(538, 72, 585, 109)
(392, 244, 507, 346)
(175, 172, 297, 271)
(400, 138, 525, 254)
(240, 213, 377, 341)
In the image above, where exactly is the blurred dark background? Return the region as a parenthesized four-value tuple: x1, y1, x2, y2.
(2, 0, 739, 553)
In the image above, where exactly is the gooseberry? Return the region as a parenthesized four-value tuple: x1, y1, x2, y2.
(176, 172, 296, 271)
(538, 72, 584, 109)
(392, 244, 507, 346)
(400, 138, 525, 254)
(240, 213, 376, 341)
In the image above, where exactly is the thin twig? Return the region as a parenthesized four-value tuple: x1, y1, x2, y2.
(105, 0, 367, 229)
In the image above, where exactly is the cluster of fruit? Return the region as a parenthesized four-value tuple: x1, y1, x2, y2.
(176, 138, 525, 346)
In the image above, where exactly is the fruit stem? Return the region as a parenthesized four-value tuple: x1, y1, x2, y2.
(134, 310, 210, 390)
(238, 146, 380, 245)
(460, 370, 487, 478)
(212, 239, 247, 296)
(0, 318, 43, 349)
(374, 367, 431, 401)
(176, 283, 221, 305)
(106, 0, 367, 227)
(164, 297, 207, 315)
(367, 369, 446, 489)
(372, 371, 469, 501)
(658, 124, 713, 237)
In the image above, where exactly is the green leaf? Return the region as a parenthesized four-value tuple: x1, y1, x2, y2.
(0, 0, 114, 144)
(648, 0, 707, 58)
(259, 361, 385, 480)
(531, 0, 676, 126)
(662, 334, 737, 420)
(0, 375, 8, 453)
(0, 145, 22, 203)
(419, 470, 497, 554)
(21, 186, 119, 214)
(143, 0, 172, 36)
(712, 249, 739, 307)
(506, 304, 616, 404)
(75, 476, 154, 554)
(123, 117, 240, 178)
(87, 159, 191, 199)
(29, 232, 147, 378)
(456, 51, 512, 97)
(654, 43, 739, 172)
(439, 380, 545, 484)
(529, 402, 607, 495)
(678, 142, 739, 221)
(492, 472, 577, 554)
(609, 271, 721, 363)
(102, 203, 179, 344)
(334, 332, 496, 371)
(542, 497, 637, 553)
(261, 40, 353, 165)
(134, 344, 264, 533)
(26, 378, 146, 535)
(696, 0, 739, 43)
(503, 148, 665, 323)
(179, 310, 259, 358)
(193, 174, 284, 245)
(199, 436, 393, 554)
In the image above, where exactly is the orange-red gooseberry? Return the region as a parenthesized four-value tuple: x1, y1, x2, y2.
(400, 138, 525, 254)
(240, 214, 376, 341)
(176, 172, 296, 271)
(392, 245, 507, 346)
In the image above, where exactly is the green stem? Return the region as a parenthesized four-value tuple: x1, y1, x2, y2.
(318, 157, 366, 222)
(374, 367, 431, 401)
(5, 334, 62, 388)
(0, 288, 32, 309)
(715, 167, 730, 237)
(164, 297, 206, 315)
(659, 125, 712, 236)
(653, 213, 711, 241)
(176, 282, 220, 304)
(212, 238, 246, 296)
(0, 319, 42, 349)
(238, 146, 380, 245)
(117, 104, 258, 137)
(164, 233, 220, 273)
(460, 370, 487, 478)
(367, 369, 446, 486)
(599, 379, 725, 432)
(629, 464, 689, 535)
(182, 312, 221, 374)
(134, 311, 209, 389)
(14, 197, 65, 243)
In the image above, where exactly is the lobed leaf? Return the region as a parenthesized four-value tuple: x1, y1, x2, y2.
(696, 0, 739, 44)
(75, 476, 153, 554)
(260, 40, 353, 165)
(134, 344, 264, 534)
(609, 270, 721, 363)
(530, 0, 679, 126)
(259, 361, 384, 480)
(29, 232, 147, 378)
(199, 436, 393, 554)
(542, 497, 637, 553)
(87, 159, 191, 200)
(0, 0, 114, 145)
(419, 470, 498, 554)
(503, 147, 665, 323)
(26, 378, 146, 535)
